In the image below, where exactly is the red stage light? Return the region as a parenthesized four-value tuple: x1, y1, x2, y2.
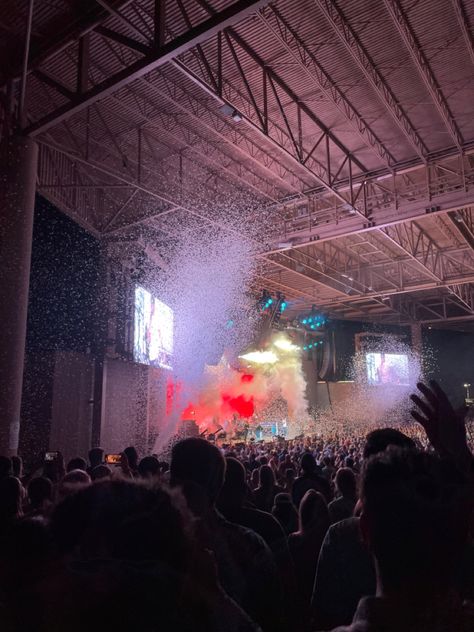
(241, 373, 254, 383)
(222, 393, 254, 417)
(181, 404, 196, 419)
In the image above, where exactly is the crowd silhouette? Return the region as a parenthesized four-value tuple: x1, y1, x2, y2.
(0, 381, 472, 631)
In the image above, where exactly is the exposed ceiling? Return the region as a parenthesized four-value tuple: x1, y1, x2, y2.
(1, 0, 474, 329)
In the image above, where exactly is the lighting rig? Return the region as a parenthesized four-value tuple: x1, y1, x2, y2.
(297, 305, 327, 355)
(258, 290, 288, 328)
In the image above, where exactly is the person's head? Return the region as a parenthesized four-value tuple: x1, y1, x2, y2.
(90, 464, 112, 481)
(299, 489, 329, 534)
(50, 479, 191, 568)
(272, 493, 298, 535)
(0, 457, 12, 479)
(62, 470, 91, 485)
(360, 447, 470, 595)
(363, 428, 415, 459)
(0, 476, 22, 520)
(88, 447, 104, 468)
(138, 456, 161, 479)
(48, 479, 205, 630)
(335, 467, 357, 499)
(301, 453, 317, 474)
(344, 456, 354, 470)
(170, 438, 225, 506)
(43, 452, 65, 484)
(218, 457, 246, 509)
(66, 457, 87, 473)
(258, 464, 275, 489)
(58, 470, 91, 500)
(124, 447, 138, 470)
(28, 476, 53, 510)
(11, 456, 22, 479)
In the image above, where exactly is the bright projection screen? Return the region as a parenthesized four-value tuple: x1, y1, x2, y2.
(134, 285, 173, 369)
(366, 352, 409, 386)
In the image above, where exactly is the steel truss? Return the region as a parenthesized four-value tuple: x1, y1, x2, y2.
(3, 0, 473, 327)
(18, 1, 272, 135)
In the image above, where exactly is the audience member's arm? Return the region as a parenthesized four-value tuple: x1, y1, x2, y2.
(411, 380, 473, 474)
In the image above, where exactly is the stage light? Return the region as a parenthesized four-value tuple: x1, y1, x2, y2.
(302, 319, 307, 324)
(310, 324, 315, 329)
(274, 338, 299, 352)
(239, 350, 278, 364)
(303, 345, 308, 351)
(280, 301, 287, 311)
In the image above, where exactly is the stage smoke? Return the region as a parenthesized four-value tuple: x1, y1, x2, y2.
(154, 223, 257, 449)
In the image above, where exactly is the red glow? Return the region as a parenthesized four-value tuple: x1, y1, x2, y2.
(222, 393, 254, 418)
(166, 380, 174, 416)
(241, 373, 254, 383)
(166, 380, 182, 415)
(181, 404, 196, 419)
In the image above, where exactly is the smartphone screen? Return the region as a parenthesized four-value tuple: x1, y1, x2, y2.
(45, 451, 59, 462)
(105, 454, 122, 465)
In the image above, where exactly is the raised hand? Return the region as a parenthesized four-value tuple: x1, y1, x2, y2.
(410, 380, 472, 472)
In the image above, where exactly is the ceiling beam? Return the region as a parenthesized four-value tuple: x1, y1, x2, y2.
(383, 0, 463, 150)
(257, 4, 396, 168)
(316, 0, 428, 161)
(451, 0, 474, 68)
(24, 0, 272, 135)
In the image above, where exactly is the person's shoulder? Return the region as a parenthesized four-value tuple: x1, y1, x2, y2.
(217, 512, 270, 550)
(324, 516, 360, 543)
(329, 516, 359, 531)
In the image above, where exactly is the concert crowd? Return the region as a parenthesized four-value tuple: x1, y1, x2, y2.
(0, 381, 472, 631)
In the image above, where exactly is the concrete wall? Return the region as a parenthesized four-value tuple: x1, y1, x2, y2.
(49, 351, 94, 462)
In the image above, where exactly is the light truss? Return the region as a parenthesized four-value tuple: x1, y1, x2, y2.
(268, 155, 474, 249)
(394, 288, 474, 322)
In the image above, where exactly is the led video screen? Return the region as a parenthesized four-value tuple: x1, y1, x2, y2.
(134, 285, 173, 369)
(366, 352, 409, 386)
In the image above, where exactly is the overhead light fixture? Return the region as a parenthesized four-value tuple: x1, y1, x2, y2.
(220, 104, 242, 122)
(219, 104, 234, 117)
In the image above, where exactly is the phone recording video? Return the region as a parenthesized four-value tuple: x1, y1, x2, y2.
(44, 451, 59, 462)
(105, 453, 122, 465)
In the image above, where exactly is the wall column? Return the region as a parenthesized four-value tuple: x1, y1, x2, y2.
(0, 135, 38, 455)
